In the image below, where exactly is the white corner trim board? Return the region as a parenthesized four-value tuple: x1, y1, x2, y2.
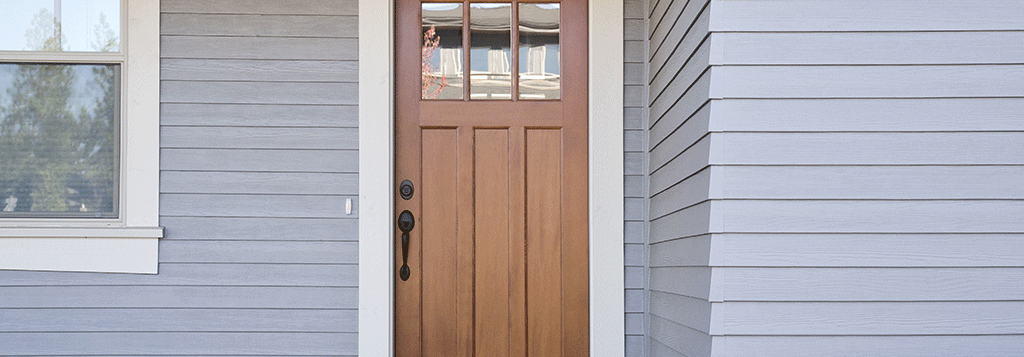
(0, 0, 163, 275)
(358, 1, 625, 355)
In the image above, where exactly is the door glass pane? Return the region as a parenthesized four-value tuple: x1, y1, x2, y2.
(0, 0, 121, 52)
(518, 3, 559, 100)
(422, 3, 465, 100)
(0, 63, 120, 217)
(470, 3, 512, 100)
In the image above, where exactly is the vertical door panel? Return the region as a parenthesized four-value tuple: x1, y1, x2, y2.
(526, 128, 563, 356)
(474, 129, 511, 356)
(421, 129, 459, 356)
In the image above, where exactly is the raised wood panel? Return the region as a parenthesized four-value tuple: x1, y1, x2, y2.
(650, 166, 710, 219)
(162, 0, 358, 16)
(650, 234, 711, 268)
(650, 291, 712, 334)
(712, 233, 1024, 267)
(161, 103, 358, 127)
(710, 98, 1024, 132)
(0, 332, 356, 355)
(526, 129, 564, 356)
(651, 70, 710, 130)
(160, 217, 357, 241)
(160, 240, 357, 264)
(162, 59, 357, 82)
(474, 129, 513, 356)
(162, 172, 357, 195)
(0, 286, 356, 308)
(161, 149, 357, 172)
(162, 81, 357, 105)
(712, 336, 1024, 357)
(650, 200, 711, 243)
(419, 129, 461, 356)
(710, 0, 1024, 32)
(161, 14, 356, 37)
(715, 132, 1024, 165)
(718, 200, 1024, 233)
(650, 3, 709, 83)
(649, 315, 712, 357)
(650, 267, 711, 300)
(0, 264, 355, 287)
(719, 301, 1024, 335)
(161, 36, 357, 60)
(162, 127, 357, 150)
(721, 268, 1024, 302)
(161, 194, 355, 218)
(649, 134, 710, 195)
(0, 309, 356, 333)
(713, 32, 1024, 65)
(711, 65, 1024, 99)
(720, 166, 1024, 199)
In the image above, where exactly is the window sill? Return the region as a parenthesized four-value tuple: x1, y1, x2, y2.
(0, 226, 163, 274)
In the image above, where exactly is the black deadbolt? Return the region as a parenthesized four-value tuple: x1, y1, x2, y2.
(398, 210, 415, 232)
(400, 180, 414, 200)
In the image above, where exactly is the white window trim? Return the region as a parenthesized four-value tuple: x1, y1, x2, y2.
(357, 0, 624, 355)
(0, 0, 162, 274)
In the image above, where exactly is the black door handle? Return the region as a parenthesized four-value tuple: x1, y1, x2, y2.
(398, 210, 415, 281)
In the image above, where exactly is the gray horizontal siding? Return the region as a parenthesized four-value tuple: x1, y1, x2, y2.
(703, 1, 1024, 355)
(0, 1, 360, 356)
(646, 1, 715, 356)
(623, 0, 648, 356)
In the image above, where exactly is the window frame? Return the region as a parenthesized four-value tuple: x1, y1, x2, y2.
(0, 0, 162, 274)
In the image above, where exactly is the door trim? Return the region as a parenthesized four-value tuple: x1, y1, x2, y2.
(358, 1, 624, 355)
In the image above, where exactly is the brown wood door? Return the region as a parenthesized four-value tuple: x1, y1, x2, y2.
(395, 1, 588, 356)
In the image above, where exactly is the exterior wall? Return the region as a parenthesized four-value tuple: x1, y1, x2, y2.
(704, 0, 1024, 355)
(645, 0, 714, 355)
(623, 0, 648, 356)
(0, 0, 359, 355)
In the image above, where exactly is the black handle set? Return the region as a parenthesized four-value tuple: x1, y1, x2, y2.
(397, 180, 415, 281)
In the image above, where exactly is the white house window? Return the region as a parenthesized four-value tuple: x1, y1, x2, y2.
(0, 1, 121, 218)
(0, 0, 162, 274)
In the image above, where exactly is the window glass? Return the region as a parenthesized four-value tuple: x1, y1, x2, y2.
(518, 3, 559, 100)
(0, 63, 119, 217)
(422, 3, 465, 100)
(470, 3, 512, 100)
(0, 0, 121, 52)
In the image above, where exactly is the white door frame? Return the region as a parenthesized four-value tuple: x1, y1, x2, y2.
(358, 1, 624, 355)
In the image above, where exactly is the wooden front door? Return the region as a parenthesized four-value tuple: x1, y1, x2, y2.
(395, 1, 588, 356)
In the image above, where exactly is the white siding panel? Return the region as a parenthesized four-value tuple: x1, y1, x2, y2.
(713, 336, 1024, 357)
(713, 234, 1024, 268)
(710, 0, 1024, 32)
(711, 65, 1024, 99)
(720, 301, 1024, 335)
(712, 32, 1024, 65)
(721, 268, 1024, 302)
